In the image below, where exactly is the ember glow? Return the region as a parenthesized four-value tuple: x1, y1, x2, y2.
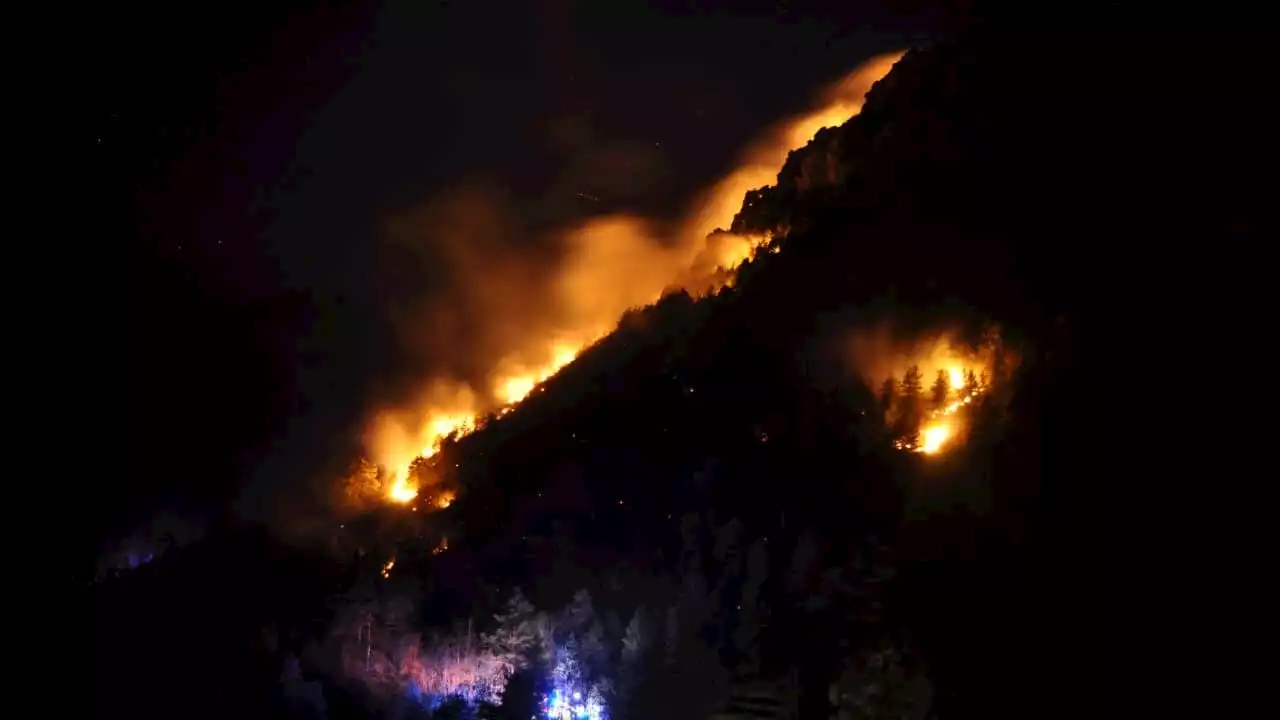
(360, 53, 906, 508)
(918, 422, 953, 455)
(867, 329, 1010, 456)
(892, 375, 988, 455)
(388, 478, 419, 504)
(431, 536, 449, 555)
(435, 491, 455, 509)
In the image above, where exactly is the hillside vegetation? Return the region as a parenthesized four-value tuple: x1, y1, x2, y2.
(96, 19, 1271, 720)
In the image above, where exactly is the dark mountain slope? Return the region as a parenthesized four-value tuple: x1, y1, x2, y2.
(432, 24, 1272, 718)
(96, 17, 1273, 720)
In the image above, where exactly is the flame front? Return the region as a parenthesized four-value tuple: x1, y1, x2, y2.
(361, 53, 906, 507)
(919, 423, 953, 455)
(877, 329, 1010, 456)
(388, 478, 419, 504)
(495, 341, 584, 406)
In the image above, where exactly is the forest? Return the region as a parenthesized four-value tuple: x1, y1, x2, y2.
(93, 10, 1252, 719)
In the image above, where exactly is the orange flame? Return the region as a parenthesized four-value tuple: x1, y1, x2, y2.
(875, 329, 1009, 456)
(431, 536, 449, 555)
(918, 422, 953, 455)
(436, 490, 455, 509)
(365, 52, 906, 506)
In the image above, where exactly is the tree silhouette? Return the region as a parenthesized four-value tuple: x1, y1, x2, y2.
(580, 619, 608, 692)
(552, 633, 582, 692)
(895, 365, 924, 439)
(900, 365, 922, 400)
(878, 377, 896, 418)
(963, 369, 979, 397)
(408, 456, 439, 490)
(621, 608, 649, 670)
(482, 589, 539, 672)
(560, 589, 595, 642)
(930, 370, 949, 409)
(732, 539, 770, 676)
(343, 458, 382, 507)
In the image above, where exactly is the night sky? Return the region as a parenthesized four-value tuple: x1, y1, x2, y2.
(103, 1, 934, 548)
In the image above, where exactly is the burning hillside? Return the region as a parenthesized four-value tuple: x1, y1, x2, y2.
(343, 52, 906, 511)
(848, 324, 1016, 456)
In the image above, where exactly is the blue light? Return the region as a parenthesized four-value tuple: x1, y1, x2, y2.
(543, 685, 603, 720)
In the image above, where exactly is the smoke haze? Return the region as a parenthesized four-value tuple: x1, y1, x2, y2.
(363, 53, 907, 489)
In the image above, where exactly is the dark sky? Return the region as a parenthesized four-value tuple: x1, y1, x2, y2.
(104, 0, 933, 546)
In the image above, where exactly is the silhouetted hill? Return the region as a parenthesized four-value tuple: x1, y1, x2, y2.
(100, 18, 1274, 720)
(421, 24, 1273, 718)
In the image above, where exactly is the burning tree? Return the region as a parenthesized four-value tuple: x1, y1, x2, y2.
(341, 458, 385, 509)
(893, 365, 924, 444)
(930, 369, 950, 409)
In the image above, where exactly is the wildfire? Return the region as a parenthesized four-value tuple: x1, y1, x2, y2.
(436, 491, 455, 509)
(381, 556, 395, 578)
(387, 478, 418, 504)
(875, 330, 1003, 453)
(889, 373, 989, 455)
(919, 422, 953, 454)
(494, 341, 587, 406)
(364, 52, 906, 507)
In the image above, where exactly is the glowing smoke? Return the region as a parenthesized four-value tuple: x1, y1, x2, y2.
(679, 52, 903, 242)
(358, 52, 907, 505)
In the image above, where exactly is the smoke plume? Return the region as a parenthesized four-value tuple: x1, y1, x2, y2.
(361, 52, 907, 501)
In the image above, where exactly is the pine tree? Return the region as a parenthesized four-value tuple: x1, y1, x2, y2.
(712, 517, 746, 612)
(553, 634, 583, 694)
(344, 458, 383, 506)
(617, 607, 650, 718)
(482, 589, 538, 670)
(900, 365, 922, 400)
(963, 369, 979, 397)
(713, 517, 744, 566)
(732, 539, 770, 676)
(930, 369, 950, 409)
(890, 366, 924, 442)
(664, 606, 679, 667)
(679, 512, 702, 572)
(621, 608, 649, 667)
(742, 539, 769, 610)
(560, 589, 595, 640)
(580, 619, 607, 686)
(878, 377, 896, 417)
(786, 530, 820, 598)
